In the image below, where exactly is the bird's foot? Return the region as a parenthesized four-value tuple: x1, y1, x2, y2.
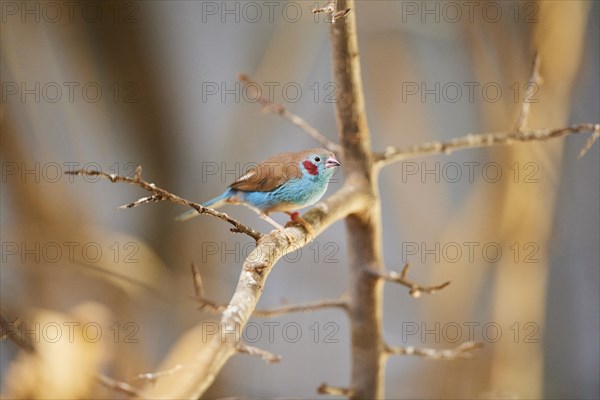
(277, 227, 296, 243)
(285, 212, 315, 238)
(260, 213, 295, 243)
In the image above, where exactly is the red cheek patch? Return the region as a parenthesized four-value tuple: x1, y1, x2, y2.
(302, 160, 318, 176)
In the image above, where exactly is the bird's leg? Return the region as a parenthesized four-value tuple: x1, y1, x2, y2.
(260, 213, 294, 242)
(285, 211, 315, 238)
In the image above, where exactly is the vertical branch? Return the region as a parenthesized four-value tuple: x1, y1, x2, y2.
(329, 1, 385, 398)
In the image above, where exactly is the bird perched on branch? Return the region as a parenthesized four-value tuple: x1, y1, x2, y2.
(176, 148, 341, 240)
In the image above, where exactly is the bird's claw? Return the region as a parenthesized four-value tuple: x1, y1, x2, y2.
(285, 212, 315, 238)
(274, 227, 295, 243)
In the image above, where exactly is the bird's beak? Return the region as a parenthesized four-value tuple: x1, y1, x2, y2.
(325, 157, 341, 168)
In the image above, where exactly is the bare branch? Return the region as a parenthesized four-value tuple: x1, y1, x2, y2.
(238, 74, 341, 153)
(514, 52, 542, 132)
(190, 262, 204, 299)
(65, 167, 263, 240)
(96, 374, 141, 398)
(311, 1, 351, 24)
(131, 365, 184, 384)
(375, 123, 599, 167)
(384, 341, 482, 360)
(140, 184, 369, 399)
(369, 263, 450, 298)
(328, 1, 384, 398)
(253, 298, 348, 318)
(317, 383, 354, 397)
(237, 343, 281, 363)
(190, 263, 227, 314)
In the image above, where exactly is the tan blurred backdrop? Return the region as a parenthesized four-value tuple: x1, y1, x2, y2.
(1, 1, 598, 399)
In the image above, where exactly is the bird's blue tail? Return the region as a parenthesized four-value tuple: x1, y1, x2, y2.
(175, 190, 231, 221)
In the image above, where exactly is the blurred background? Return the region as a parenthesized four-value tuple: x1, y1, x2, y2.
(1, 1, 598, 398)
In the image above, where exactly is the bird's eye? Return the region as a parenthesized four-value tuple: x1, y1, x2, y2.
(314, 156, 321, 162)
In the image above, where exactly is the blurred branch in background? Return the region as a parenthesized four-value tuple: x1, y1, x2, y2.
(238, 74, 341, 153)
(376, 123, 599, 165)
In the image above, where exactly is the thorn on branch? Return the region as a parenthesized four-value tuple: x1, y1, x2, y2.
(385, 341, 482, 360)
(579, 124, 600, 158)
(118, 194, 165, 209)
(237, 343, 281, 363)
(514, 52, 543, 132)
(370, 263, 450, 297)
(311, 1, 351, 24)
(238, 74, 341, 153)
(317, 383, 354, 397)
(133, 165, 143, 182)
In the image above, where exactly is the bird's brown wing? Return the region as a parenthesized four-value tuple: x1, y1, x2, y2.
(230, 151, 303, 192)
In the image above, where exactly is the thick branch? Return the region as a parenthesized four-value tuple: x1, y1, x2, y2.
(65, 167, 263, 240)
(329, 1, 385, 399)
(384, 342, 481, 360)
(140, 184, 369, 399)
(238, 74, 341, 153)
(375, 123, 600, 167)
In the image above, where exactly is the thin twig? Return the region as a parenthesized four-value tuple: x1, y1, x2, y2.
(376, 123, 600, 166)
(238, 74, 341, 153)
(579, 124, 600, 158)
(96, 374, 142, 398)
(237, 343, 281, 363)
(317, 383, 354, 397)
(369, 263, 450, 298)
(384, 341, 482, 360)
(65, 167, 263, 240)
(190, 263, 227, 314)
(514, 52, 542, 132)
(253, 298, 348, 318)
(131, 365, 184, 384)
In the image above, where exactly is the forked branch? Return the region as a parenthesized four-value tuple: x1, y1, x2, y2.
(369, 263, 451, 298)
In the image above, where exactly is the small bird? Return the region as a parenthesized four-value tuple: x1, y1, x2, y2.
(177, 148, 341, 239)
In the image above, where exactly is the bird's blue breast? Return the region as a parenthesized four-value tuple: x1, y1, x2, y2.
(235, 175, 330, 213)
